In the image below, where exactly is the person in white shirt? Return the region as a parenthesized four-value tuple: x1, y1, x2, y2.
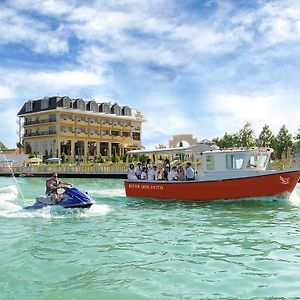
(127, 164, 137, 180)
(186, 162, 195, 180)
(168, 166, 179, 181)
(135, 162, 142, 179)
(140, 167, 147, 180)
(147, 165, 156, 180)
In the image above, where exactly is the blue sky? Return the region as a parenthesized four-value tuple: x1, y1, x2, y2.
(0, 0, 300, 148)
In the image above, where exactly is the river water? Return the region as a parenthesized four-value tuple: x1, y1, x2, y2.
(0, 177, 300, 299)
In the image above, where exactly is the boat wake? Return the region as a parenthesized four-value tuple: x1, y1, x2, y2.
(89, 188, 125, 198)
(289, 185, 300, 205)
(0, 184, 112, 219)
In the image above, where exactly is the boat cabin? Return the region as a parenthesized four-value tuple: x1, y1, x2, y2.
(126, 146, 274, 180)
(200, 148, 273, 173)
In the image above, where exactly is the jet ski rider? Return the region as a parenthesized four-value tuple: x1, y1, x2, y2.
(46, 173, 72, 204)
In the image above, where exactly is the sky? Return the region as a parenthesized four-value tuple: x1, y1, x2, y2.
(0, 0, 300, 149)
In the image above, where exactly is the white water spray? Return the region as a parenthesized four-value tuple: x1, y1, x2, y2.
(0, 151, 25, 203)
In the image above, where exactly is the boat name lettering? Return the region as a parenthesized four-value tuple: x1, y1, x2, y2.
(129, 183, 164, 190)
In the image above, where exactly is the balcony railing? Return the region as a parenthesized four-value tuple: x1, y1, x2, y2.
(24, 130, 57, 137)
(24, 119, 56, 125)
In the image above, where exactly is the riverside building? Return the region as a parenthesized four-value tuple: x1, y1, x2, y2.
(17, 96, 145, 162)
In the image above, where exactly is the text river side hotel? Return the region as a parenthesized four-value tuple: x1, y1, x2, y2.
(17, 96, 145, 162)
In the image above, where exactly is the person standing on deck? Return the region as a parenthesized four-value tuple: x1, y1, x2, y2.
(127, 164, 137, 180)
(186, 162, 195, 180)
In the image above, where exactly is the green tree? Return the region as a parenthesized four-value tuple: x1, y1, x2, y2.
(0, 141, 7, 150)
(276, 125, 293, 159)
(238, 122, 256, 147)
(295, 125, 300, 147)
(61, 152, 67, 163)
(111, 146, 119, 163)
(257, 124, 276, 147)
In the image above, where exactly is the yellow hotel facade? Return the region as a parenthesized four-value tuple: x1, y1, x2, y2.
(17, 96, 145, 162)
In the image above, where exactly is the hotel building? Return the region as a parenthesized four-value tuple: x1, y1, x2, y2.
(17, 96, 145, 162)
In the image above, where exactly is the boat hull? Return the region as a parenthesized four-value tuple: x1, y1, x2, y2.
(124, 170, 300, 201)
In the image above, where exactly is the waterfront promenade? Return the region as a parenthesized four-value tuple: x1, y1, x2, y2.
(0, 164, 127, 178)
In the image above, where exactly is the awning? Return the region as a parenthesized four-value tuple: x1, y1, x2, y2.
(26, 157, 42, 163)
(46, 158, 61, 163)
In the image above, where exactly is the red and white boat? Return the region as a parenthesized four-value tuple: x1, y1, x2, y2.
(125, 146, 300, 201)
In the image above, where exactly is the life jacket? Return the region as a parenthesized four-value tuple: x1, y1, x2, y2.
(46, 179, 60, 195)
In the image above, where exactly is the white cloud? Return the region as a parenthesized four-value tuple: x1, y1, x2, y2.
(0, 86, 15, 101)
(0, 5, 69, 54)
(207, 93, 300, 137)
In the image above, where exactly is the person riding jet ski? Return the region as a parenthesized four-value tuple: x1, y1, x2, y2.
(46, 173, 72, 204)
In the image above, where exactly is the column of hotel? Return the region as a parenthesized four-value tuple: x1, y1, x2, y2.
(17, 96, 145, 162)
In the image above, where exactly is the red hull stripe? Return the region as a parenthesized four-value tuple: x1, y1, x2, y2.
(124, 170, 300, 201)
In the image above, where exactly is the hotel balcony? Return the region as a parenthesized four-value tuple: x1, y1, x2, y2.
(24, 118, 57, 126)
(24, 130, 57, 137)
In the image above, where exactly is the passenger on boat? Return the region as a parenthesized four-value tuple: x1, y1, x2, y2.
(128, 164, 137, 180)
(135, 162, 142, 179)
(177, 165, 185, 181)
(157, 166, 164, 180)
(46, 173, 72, 204)
(164, 158, 171, 170)
(146, 158, 152, 172)
(140, 167, 148, 180)
(162, 168, 169, 181)
(186, 162, 195, 180)
(168, 166, 179, 181)
(147, 165, 157, 181)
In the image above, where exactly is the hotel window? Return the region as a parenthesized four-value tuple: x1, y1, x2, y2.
(88, 117, 97, 123)
(101, 130, 109, 136)
(41, 97, 49, 109)
(49, 114, 56, 122)
(61, 114, 72, 120)
(25, 101, 33, 112)
(132, 132, 140, 141)
(49, 126, 56, 134)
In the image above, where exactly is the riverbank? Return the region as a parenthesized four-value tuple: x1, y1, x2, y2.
(0, 164, 127, 178)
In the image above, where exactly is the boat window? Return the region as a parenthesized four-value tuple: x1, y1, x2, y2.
(247, 154, 260, 168)
(206, 155, 214, 170)
(258, 154, 269, 168)
(226, 153, 245, 170)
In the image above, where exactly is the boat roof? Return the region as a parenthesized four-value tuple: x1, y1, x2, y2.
(202, 147, 274, 154)
(126, 146, 274, 156)
(126, 144, 217, 155)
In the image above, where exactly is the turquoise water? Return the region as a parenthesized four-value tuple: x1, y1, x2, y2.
(1, 177, 300, 299)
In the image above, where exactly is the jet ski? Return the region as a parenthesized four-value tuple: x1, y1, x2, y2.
(25, 185, 94, 209)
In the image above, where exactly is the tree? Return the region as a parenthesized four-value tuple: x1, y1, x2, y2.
(0, 141, 7, 150)
(257, 124, 276, 148)
(111, 146, 119, 163)
(295, 125, 300, 147)
(238, 122, 256, 147)
(276, 125, 293, 159)
(61, 152, 67, 163)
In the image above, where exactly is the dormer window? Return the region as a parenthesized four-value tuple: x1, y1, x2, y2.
(25, 100, 33, 112)
(122, 106, 132, 116)
(111, 103, 121, 115)
(100, 102, 110, 114)
(41, 97, 49, 109)
(74, 98, 85, 110)
(62, 96, 72, 108)
(88, 100, 98, 112)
